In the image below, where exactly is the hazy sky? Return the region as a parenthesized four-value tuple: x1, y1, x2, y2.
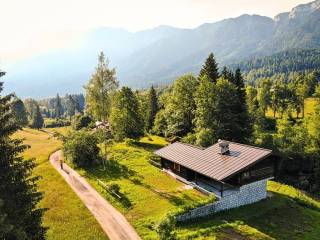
(0, 0, 312, 64)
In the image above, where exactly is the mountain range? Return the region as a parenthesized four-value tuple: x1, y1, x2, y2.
(3, 0, 320, 97)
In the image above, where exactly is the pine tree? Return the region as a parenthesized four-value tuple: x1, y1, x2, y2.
(232, 69, 252, 142)
(30, 105, 44, 129)
(65, 95, 76, 118)
(221, 66, 234, 83)
(199, 53, 219, 83)
(145, 86, 158, 131)
(11, 96, 28, 126)
(85, 51, 119, 121)
(0, 75, 46, 239)
(54, 94, 63, 119)
(110, 87, 144, 140)
(212, 78, 241, 141)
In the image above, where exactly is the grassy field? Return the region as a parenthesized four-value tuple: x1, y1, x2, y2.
(14, 128, 107, 240)
(176, 181, 320, 240)
(14, 128, 320, 239)
(72, 136, 207, 239)
(266, 97, 318, 119)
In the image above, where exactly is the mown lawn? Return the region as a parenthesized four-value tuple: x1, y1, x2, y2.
(73, 136, 207, 239)
(176, 181, 320, 240)
(14, 128, 107, 240)
(266, 97, 318, 119)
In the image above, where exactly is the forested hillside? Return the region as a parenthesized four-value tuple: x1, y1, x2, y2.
(233, 49, 320, 84)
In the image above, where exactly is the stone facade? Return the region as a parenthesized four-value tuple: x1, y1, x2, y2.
(176, 179, 268, 222)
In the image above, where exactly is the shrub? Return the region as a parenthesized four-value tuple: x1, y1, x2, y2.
(62, 130, 100, 167)
(108, 183, 121, 194)
(130, 176, 142, 185)
(196, 128, 216, 147)
(124, 138, 136, 146)
(71, 114, 94, 130)
(149, 155, 161, 168)
(44, 118, 70, 128)
(181, 133, 196, 145)
(156, 214, 177, 240)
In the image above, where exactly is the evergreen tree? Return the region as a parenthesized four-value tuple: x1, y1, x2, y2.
(199, 53, 219, 83)
(221, 66, 234, 83)
(85, 52, 119, 121)
(110, 87, 144, 140)
(0, 75, 46, 239)
(213, 78, 242, 142)
(11, 97, 28, 126)
(145, 86, 158, 131)
(30, 105, 44, 129)
(232, 69, 252, 142)
(54, 94, 63, 118)
(65, 94, 76, 118)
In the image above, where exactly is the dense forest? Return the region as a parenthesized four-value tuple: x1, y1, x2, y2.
(232, 48, 320, 84)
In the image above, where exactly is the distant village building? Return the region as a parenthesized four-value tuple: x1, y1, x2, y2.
(155, 140, 278, 220)
(94, 121, 110, 131)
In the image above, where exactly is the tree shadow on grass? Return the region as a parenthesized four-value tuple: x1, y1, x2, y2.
(84, 159, 137, 180)
(177, 193, 320, 240)
(133, 141, 165, 152)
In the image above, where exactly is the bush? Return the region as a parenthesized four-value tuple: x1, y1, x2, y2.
(149, 155, 161, 168)
(62, 130, 100, 167)
(71, 114, 94, 130)
(44, 118, 70, 128)
(156, 214, 177, 240)
(108, 183, 121, 194)
(196, 128, 216, 147)
(181, 133, 196, 145)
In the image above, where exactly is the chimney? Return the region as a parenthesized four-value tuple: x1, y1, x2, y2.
(218, 139, 230, 155)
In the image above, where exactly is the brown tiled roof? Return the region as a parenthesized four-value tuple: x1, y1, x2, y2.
(154, 141, 272, 181)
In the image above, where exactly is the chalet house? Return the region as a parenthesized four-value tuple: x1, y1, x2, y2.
(155, 140, 277, 219)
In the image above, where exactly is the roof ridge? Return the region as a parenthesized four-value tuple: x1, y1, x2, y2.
(175, 141, 205, 150)
(228, 141, 272, 152)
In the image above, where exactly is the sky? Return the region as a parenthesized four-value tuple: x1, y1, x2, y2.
(0, 0, 312, 64)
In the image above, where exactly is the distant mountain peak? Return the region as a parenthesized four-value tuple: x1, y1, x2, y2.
(275, 0, 320, 21)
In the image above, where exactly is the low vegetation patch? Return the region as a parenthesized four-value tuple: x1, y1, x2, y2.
(74, 135, 207, 239)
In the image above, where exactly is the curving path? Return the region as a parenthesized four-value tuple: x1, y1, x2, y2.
(49, 150, 141, 240)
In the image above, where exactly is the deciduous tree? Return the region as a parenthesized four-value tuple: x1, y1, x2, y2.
(85, 52, 118, 121)
(110, 87, 144, 140)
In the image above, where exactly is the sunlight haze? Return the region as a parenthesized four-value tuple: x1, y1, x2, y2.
(0, 0, 312, 63)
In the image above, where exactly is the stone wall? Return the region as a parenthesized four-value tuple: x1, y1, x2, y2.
(176, 179, 268, 222)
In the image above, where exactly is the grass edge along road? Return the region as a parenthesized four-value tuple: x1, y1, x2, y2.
(14, 128, 108, 240)
(50, 150, 141, 240)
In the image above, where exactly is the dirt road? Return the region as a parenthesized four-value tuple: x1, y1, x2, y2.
(49, 150, 141, 240)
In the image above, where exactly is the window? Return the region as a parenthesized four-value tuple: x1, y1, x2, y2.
(242, 171, 250, 179)
(174, 163, 180, 172)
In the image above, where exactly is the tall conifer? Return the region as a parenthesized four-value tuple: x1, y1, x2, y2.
(0, 73, 46, 239)
(199, 53, 219, 83)
(145, 86, 158, 131)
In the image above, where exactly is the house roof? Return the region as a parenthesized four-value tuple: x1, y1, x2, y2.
(154, 141, 272, 181)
